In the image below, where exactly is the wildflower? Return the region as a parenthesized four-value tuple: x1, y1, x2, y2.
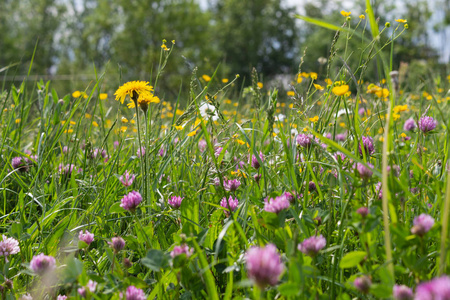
(395, 19, 407, 23)
(354, 276, 372, 294)
(11, 157, 28, 172)
(257, 82, 263, 89)
(59, 164, 77, 176)
(393, 285, 413, 300)
(220, 196, 239, 216)
(114, 81, 153, 104)
(136, 147, 145, 158)
(254, 173, 262, 183)
(198, 139, 207, 152)
(356, 207, 369, 218)
(287, 91, 295, 97)
(202, 74, 211, 82)
(415, 276, 450, 300)
(245, 244, 284, 288)
(332, 85, 349, 96)
(57, 296, 68, 300)
(78, 230, 94, 246)
(100, 93, 108, 100)
(199, 103, 219, 121)
(125, 285, 146, 300)
(224, 179, 241, 192)
(222, 78, 229, 83)
(114, 141, 120, 150)
(359, 14, 365, 19)
(336, 133, 346, 141)
(298, 235, 326, 257)
(168, 196, 184, 209)
(375, 182, 383, 199)
(411, 213, 434, 237)
(19, 294, 33, 300)
(340, 10, 351, 17)
(120, 170, 136, 187)
(250, 152, 264, 169)
(358, 136, 375, 156)
(170, 245, 193, 258)
(126, 92, 160, 112)
(296, 133, 313, 148)
(403, 119, 417, 131)
(110, 237, 125, 253)
(309, 115, 319, 123)
(356, 163, 374, 179)
(30, 253, 56, 276)
(120, 191, 143, 213)
(313, 83, 324, 90)
(418, 116, 437, 133)
(72, 91, 81, 98)
(0, 235, 20, 261)
(264, 195, 290, 214)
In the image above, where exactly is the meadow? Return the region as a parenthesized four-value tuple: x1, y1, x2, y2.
(1, 5, 450, 300)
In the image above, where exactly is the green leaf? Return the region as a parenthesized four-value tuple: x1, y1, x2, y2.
(181, 195, 200, 235)
(141, 249, 169, 272)
(339, 251, 367, 269)
(278, 282, 299, 296)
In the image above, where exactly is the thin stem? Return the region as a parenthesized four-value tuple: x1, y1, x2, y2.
(134, 213, 151, 249)
(135, 104, 147, 204)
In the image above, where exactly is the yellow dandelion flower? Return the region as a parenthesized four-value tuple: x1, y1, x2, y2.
(359, 14, 365, 19)
(379, 137, 384, 142)
(115, 81, 153, 104)
(236, 139, 246, 145)
(64, 129, 74, 133)
(287, 91, 295, 97)
(400, 133, 407, 138)
(161, 125, 168, 129)
(70, 121, 76, 125)
(202, 75, 211, 82)
(100, 93, 108, 100)
(72, 91, 81, 98)
(92, 121, 99, 127)
(222, 78, 229, 83)
(375, 88, 390, 98)
(127, 92, 160, 110)
(175, 125, 184, 131)
(300, 72, 309, 78)
(332, 85, 349, 96)
(297, 75, 303, 83)
(289, 103, 294, 108)
(121, 117, 129, 123)
(15, 119, 21, 124)
(120, 126, 127, 133)
(325, 78, 333, 85)
(313, 83, 324, 90)
(257, 82, 263, 89)
(339, 122, 346, 128)
(341, 10, 351, 17)
(310, 72, 318, 80)
(395, 19, 407, 23)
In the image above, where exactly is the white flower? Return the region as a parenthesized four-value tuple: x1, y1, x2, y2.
(199, 103, 219, 121)
(275, 113, 286, 122)
(291, 128, 298, 136)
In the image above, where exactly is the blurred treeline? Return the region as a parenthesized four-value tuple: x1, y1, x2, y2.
(0, 0, 448, 96)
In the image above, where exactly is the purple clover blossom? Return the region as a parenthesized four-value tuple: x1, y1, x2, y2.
(110, 237, 125, 253)
(59, 164, 77, 176)
(78, 230, 94, 246)
(158, 146, 165, 157)
(62, 146, 69, 154)
(283, 192, 296, 203)
(418, 116, 437, 133)
(411, 213, 434, 237)
(356, 207, 369, 218)
(336, 133, 346, 142)
(57, 296, 68, 300)
(354, 276, 372, 294)
(125, 286, 146, 300)
(298, 235, 326, 257)
(254, 173, 262, 184)
(393, 285, 413, 300)
(264, 195, 290, 214)
(19, 294, 32, 300)
(358, 136, 375, 156)
(87, 280, 97, 292)
(224, 179, 241, 192)
(250, 152, 264, 169)
(0, 235, 20, 261)
(168, 196, 184, 209)
(220, 196, 239, 217)
(12, 157, 29, 172)
(245, 244, 284, 288)
(198, 139, 207, 152)
(120, 170, 136, 187)
(356, 163, 374, 179)
(136, 147, 145, 158)
(308, 181, 317, 192)
(113, 141, 120, 150)
(296, 133, 313, 148)
(30, 253, 56, 276)
(403, 119, 417, 132)
(375, 182, 383, 199)
(415, 276, 450, 300)
(78, 287, 86, 298)
(170, 244, 194, 258)
(120, 191, 142, 212)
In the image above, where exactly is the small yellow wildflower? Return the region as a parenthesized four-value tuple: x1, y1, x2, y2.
(359, 14, 365, 19)
(400, 133, 407, 138)
(395, 19, 407, 23)
(175, 125, 184, 131)
(297, 75, 303, 83)
(236, 139, 246, 145)
(332, 85, 349, 96)
(375, 88, 390, 98)
(100, 93, 108, 100)
(257, 82, 263, 89)
(287, 91, 295, 97)
(222, 78, 229, 83)
(309, 116, 319, 123)
(202, 75, 211, 82)
(325, 78, 333, 85)
(311, 83, 323, 90)
(85, 113, 92, 119)
(70, 121, 76, 125)
(120, 126, 127, 133)
(340, 10, 351, 17)
(72, 91, 81, 98)
(310, 72, 318, 80)
(187, 130, 197, 137)
(92, 121, 99, 127)
(15, 119, 21, 124)
(121, 117, 129, 123)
